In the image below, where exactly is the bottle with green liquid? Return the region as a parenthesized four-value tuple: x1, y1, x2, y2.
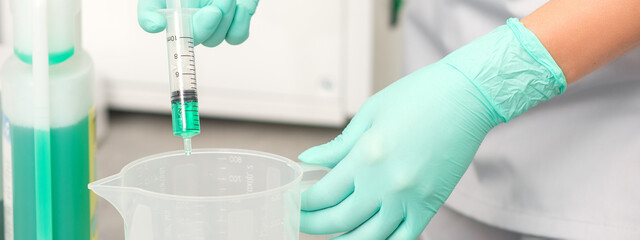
(0, 0, 96, 239)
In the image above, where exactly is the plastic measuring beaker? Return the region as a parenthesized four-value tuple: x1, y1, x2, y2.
(89, 149, 329, 240)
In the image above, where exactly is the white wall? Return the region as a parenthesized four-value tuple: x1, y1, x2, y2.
(0, 0, 406, 127)
(373, 0, 405, 93)
(0, 0, 11, 46)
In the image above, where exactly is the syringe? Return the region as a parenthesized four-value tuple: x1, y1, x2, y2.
(160, 1, 200, 155)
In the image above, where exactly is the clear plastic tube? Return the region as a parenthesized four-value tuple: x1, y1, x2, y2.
(32, 0, 53, 238)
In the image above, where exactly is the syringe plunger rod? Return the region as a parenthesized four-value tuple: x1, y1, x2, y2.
(166, 0, 193, 9)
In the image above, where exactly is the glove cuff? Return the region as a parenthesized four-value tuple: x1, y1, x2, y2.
(442, 18, 567, 123)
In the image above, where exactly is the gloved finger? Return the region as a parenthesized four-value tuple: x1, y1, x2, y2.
(333, 200, 404, 240)
(300, 189, 380, 235)
(387, 207, 434, 240)
(298, 111, 372, 168)
(225, 6, 252, 45)
(138, 0, 167, 33)
(192, 5, 223, 45)
(202, 0, 237, 47)
(301, 156, 356, 211)
(226, 0, 258, 45)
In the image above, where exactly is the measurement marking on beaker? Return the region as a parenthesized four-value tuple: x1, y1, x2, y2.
(228, 175, 242, 183)
(246, 173, 254, 193)
(228, 156, 242, 163)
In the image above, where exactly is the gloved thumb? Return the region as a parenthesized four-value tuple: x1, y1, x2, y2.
(298, 111, 372, 168)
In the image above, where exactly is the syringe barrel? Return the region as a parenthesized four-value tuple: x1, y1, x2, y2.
(161, 9, 201, 138)
(162, 9, 198, 94)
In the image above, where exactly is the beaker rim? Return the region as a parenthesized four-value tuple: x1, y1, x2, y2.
(105, 148, 304, 201)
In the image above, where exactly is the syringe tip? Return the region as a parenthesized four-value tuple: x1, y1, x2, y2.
(183, 138, 192, 156)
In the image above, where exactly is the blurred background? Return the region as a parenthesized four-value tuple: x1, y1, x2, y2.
(0, 0, 406, 239)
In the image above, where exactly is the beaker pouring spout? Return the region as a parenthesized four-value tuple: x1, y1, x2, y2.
(88, 174, 126, 212)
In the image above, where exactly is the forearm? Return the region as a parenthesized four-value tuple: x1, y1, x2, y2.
(521, 0, 640, 84)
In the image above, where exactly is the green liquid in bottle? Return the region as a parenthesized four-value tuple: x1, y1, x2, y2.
(14, 48, 75, 65)
(11, 116, 95, 240)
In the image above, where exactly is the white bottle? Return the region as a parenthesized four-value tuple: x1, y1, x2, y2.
(0, 0, 96, 239)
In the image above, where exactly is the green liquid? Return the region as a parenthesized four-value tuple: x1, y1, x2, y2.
(0, 200, 4, 240)
(11, 116, 94, 240)
(171, 100, 200, 138)
(14, 48, 75, 65)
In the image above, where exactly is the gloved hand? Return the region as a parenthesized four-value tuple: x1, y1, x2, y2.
(298, 18, 566, 239)
(138, 0, 258, 47)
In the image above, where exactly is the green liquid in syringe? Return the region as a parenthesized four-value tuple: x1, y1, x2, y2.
(171, 90, 200, 138)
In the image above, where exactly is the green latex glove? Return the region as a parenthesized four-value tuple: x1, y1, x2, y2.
(138, 0, 259, 47)
(298, 18, 566, 239)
